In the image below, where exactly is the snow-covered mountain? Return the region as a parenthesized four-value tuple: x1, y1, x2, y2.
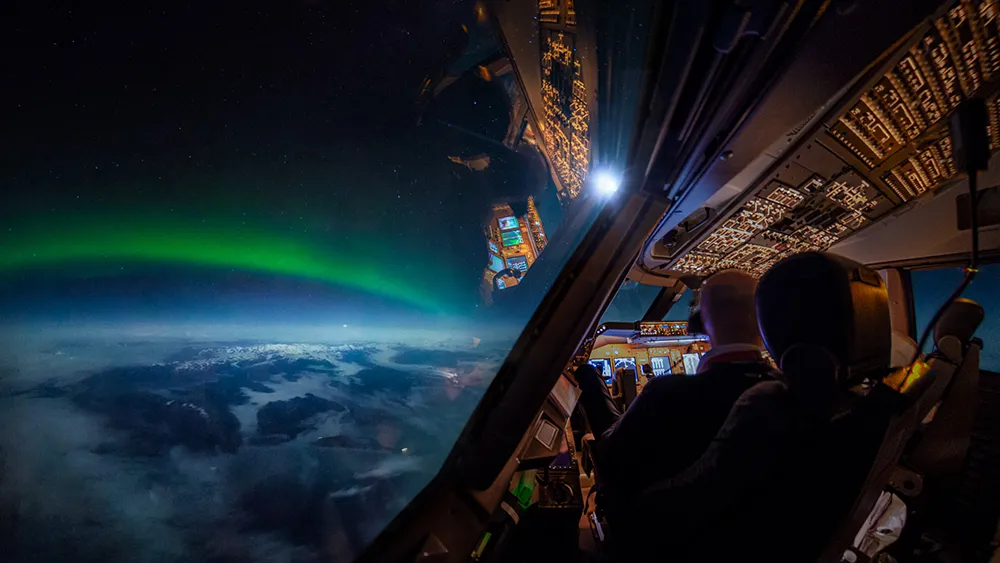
(2, 336, 498, 563)
(168, 342, 379, 370)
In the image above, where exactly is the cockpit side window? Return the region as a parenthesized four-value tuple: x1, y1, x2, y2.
(599, 281, 664, 324)
(663, 289, 694, 322)
(599, 281, 695, 325)
(911, 263, 998, 371)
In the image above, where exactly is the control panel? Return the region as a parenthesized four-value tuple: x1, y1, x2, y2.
(666, 0, 1000, 277)
(637, 321, 690, 337)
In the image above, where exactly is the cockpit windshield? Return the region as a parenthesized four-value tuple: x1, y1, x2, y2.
(0, 0, 651, 561)
(600, 281, 663, 324)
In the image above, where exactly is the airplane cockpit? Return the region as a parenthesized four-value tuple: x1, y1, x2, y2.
(587, 321, 710, 393)
(357, 1, 1000, 562)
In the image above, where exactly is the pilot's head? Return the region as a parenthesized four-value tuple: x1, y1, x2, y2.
(699, 269, 762, 348)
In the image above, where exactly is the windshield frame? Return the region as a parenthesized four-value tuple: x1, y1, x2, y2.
(354, 8, 676, 562)
(355, 181, 671, 563)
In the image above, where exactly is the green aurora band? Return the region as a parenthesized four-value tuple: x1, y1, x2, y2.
(1, 215, 451, 313)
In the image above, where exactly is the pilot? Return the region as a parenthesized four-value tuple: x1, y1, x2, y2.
(576, 269, 774, 503)
(639, 363, 653, 383)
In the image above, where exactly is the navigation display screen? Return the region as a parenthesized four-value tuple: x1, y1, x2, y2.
(507, 255, 528, 272)
(488, 254, 504, 272)
(614, 357, 637, 376)
(588, 358, 612, 384)
(682, 353, 701, 375)
(498, 216, 519, 230)
(502, 230, 524, 246)
(650, 356, 671, 376)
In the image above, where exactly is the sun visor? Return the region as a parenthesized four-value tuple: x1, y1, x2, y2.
(756, 252, 890, 383)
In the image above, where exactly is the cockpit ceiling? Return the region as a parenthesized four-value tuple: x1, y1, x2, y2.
(647, 0, 1000, 278)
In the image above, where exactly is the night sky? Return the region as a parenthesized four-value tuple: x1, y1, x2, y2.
(1, 0, 555, 325)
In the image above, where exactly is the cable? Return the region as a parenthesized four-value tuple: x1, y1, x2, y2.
(908, 98, 988, 365)
(971, 170, 980, 269)
(909, 171, 980, 365)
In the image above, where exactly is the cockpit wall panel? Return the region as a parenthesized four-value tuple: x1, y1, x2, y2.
(830, 168, 1000, 266)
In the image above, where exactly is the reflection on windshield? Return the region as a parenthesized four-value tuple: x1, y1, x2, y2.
(0, 0, 646, 561)
(664, 289, 695, 321)
(599, 281, 662, 324)
(912, 265, 999, 369)
(599, 282, 694, 325)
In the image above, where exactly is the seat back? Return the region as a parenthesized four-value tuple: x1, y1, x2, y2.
(615, 352, 888, 563)
(617, 369, 637, 408)
(752, 252, 894, 561)
(817, 350, 960, 562)
(745, 389, 896, 562)
(916, 341, 981, 475)
(733, 348, 964, 563)
(908, 300, 985, 475)
(819, 298, 985, 561)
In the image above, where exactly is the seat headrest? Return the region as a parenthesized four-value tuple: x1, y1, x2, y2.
(890, 331, 918, 369)
(934, 298, 984, 348)
(756, 252, 891, 384)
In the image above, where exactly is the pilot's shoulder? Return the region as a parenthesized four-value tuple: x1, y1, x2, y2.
(732, 379, 788, 404)
(718, 380, 792, 435)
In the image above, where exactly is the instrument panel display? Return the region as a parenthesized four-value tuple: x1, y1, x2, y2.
(672, 167, 890, 276)
(638, 321, 689, 337)
(831, 0, 996, 177)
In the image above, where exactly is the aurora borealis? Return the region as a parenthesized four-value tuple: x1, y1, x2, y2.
(0, 0, 555, 325)
(3, 213, 448, 313)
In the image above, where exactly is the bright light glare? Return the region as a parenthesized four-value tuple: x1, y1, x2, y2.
(594, 171, 621, 196)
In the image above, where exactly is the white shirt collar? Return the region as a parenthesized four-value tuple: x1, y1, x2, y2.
(696, 343, 764, 374)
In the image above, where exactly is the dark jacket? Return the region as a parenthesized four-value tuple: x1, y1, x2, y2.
(593, 359, 775, 502)
(609, 380, 809, 563)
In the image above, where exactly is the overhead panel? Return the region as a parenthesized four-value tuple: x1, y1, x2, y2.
(668, 0, 1000, 277)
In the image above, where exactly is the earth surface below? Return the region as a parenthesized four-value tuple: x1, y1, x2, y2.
(0, 334, 498, 563)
